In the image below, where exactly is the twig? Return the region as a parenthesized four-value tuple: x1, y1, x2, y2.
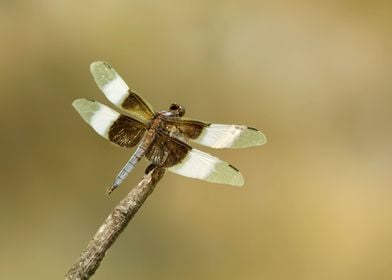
(65, 166, 165, 280)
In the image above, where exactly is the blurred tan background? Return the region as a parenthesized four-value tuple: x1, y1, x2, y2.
(1, 1, 392, 279)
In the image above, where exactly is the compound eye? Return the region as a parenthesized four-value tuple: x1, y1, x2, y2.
(170, 103, 179, 111)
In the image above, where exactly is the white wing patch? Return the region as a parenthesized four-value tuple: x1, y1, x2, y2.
(72, 99, 119, 139)
(90, 61, 130, 107)
(168, 149, 244, 186)
(102, 74, 129, 106)
(194, 124, 267, 149)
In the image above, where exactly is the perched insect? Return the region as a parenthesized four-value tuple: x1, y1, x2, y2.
(73, 62, 266, 193)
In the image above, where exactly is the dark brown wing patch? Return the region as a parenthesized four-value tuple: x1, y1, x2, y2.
(121, 89, 155, 121)
(108, 115, 147, 148)
(160, 118, 208, 140)
(145, 131, 191, 167)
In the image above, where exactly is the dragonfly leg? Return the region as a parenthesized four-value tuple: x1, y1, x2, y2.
(145, 164, 157, 174)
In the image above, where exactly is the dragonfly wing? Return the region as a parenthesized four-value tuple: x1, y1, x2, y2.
(90, 61, 155, 121)
(73, 98, 147, 148)
(162, 118, 266, 149)
(144, 130, 243, 186)
(193, 124, 266, 148)
(168, 148, 244, 186)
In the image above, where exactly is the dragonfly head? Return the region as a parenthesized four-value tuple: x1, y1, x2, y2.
(169, 103, 186, 117)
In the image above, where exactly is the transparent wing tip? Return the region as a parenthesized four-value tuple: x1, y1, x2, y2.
(219, 163, 244, 187)
(90, 61, 117, 88)
(72, 98, 90, 111)
(253, 129, 267, 146)
(90, 60, 109, 71)
(239, 128, 267, 147)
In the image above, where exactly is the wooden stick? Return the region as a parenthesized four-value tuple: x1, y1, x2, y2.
(65, 166, 165, 280)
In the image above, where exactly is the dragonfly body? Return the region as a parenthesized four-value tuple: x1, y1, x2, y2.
(73, 61, 266, 193)
(110, 104, 185, 192)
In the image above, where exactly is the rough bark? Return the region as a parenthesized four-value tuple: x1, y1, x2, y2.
(65, 166, 165, 280)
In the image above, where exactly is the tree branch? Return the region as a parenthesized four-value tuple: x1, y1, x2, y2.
(65, 166, 165, 280)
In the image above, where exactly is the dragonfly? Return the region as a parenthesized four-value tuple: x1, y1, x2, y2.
(73, 61, 267, 194)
